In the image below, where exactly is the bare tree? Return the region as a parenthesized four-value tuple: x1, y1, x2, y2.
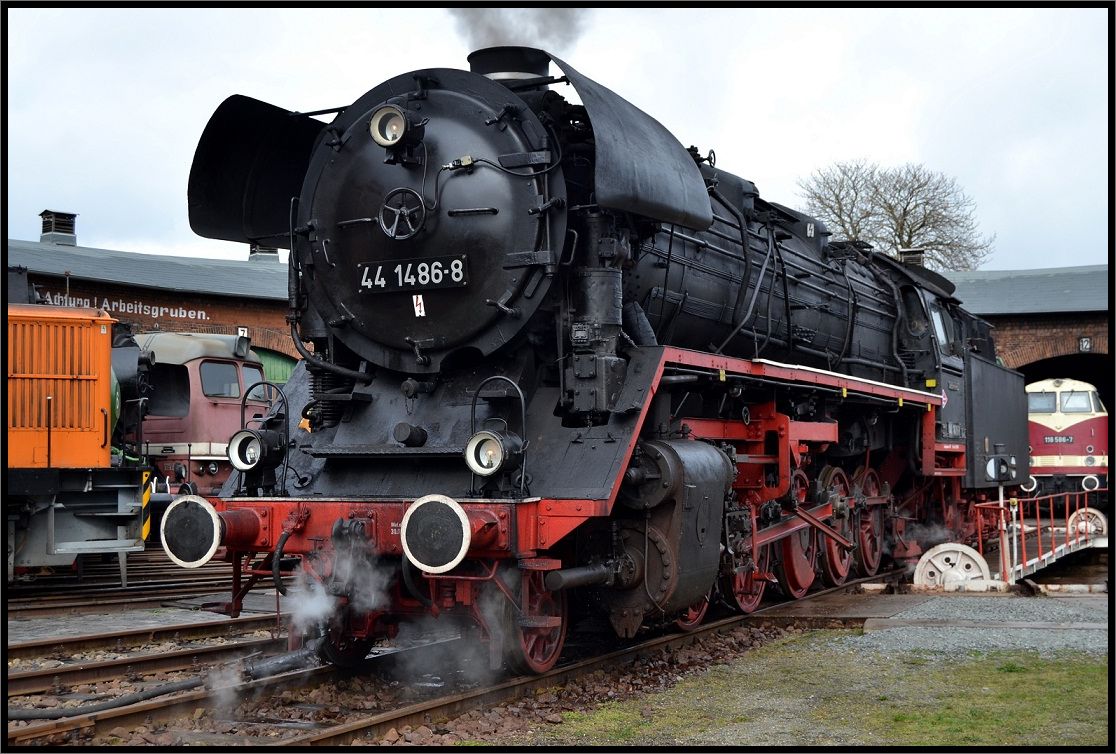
(797, 161, 995, 271)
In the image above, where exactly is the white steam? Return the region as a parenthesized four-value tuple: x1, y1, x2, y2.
(287, 568, 337, 638)
(205, 663, 245, 713)
(387, 577, 515, 688)
(903, 521, 956, 548)
(447, 8, 592, 53)
(285, 546, 394, 641)
(331, 546, 393, 615)
(393, 613, 502, 688)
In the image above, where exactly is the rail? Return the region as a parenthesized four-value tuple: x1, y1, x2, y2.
(972, 489, 1108, 584)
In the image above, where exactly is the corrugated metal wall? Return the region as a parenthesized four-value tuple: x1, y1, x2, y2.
(7, 306, 113, 468)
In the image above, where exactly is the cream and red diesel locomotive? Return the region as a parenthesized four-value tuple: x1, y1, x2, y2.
(1023, 378, 1108, 500)
(160, 47, 1028, 672)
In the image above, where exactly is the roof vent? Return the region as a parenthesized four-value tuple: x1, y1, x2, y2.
(898, 247, 925, 268)
(40, 210, 77, 246)
(249, 243, 279, 262)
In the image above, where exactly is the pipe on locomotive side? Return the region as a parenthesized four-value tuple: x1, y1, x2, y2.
(543, 562, 617, 591)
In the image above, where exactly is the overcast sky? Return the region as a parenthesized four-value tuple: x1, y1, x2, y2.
(6, 7, 1110, 271)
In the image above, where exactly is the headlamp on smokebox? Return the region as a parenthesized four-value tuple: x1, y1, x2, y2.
(369, 103, 426, 164)
(228, 428, 285, 472)
(464, 429, 523, 477)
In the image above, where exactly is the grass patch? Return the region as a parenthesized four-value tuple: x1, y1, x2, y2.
(514, 632, 1107, 747)
(550, 664, 763, 745)
(854, 651, 1108, 746)
(559, 703, 648, 744)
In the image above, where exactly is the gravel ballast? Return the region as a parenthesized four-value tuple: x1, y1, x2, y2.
(829, 594, 1109, 658)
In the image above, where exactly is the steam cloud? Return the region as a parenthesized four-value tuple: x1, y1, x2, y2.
(205, 663, 245, 713)
(282, 548, 517, 683)
(331, 546, 393, 614)
(903, 521, 956, 549)
(447, 8, 592, 53)
(392, 615, 501, 690)
(389, 587, 507, 689)
(287, 569, 337, 638)
(285, 547, 393, 640)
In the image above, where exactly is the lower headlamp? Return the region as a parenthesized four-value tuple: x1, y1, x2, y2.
(228, 428, 285, 472)
(464, 430, 523, 477)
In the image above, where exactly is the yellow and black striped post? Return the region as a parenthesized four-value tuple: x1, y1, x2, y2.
(141, 470, 153, 541)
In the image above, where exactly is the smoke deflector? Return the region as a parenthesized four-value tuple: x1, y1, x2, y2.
(188, 95, 325, 247)
(547, 51, 714, 230)
(469, 46, 714, 231)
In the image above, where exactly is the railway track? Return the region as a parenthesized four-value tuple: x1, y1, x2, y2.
(7, 614, 287, 662)
(7, 550, 286, 618)
(9, 548, 231, 583)
(5, 582, 284, 618)
(284, 571, 905, 746)
(8, 636, 286, 696)
(7, 570, 901, 746)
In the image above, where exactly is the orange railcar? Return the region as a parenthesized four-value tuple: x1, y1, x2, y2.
(7, 301, 151, 583)
(7, 303, 117, 469)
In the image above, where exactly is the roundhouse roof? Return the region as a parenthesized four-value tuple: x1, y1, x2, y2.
(944, 264, 1108, 316)
(7, 238, 288, 301)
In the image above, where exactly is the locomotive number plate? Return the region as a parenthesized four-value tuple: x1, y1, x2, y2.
(358, 255, 468, 294)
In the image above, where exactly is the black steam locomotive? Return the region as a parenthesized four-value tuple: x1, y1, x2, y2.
(163, 47, 1027, 672)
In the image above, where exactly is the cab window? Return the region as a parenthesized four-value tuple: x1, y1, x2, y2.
(1027, 392, 1056, 413)
(243, 365, 269, 401)
(200, 361, 240, 398)
(901, 287, 929, 337)
(1060, 391, 1092, 413)
(1092, 392, 1107, 413)
(930, 307, 953, 354)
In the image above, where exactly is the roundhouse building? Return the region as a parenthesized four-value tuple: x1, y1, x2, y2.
(948, 264, 1111, 409)
(8, 210, 298, 384)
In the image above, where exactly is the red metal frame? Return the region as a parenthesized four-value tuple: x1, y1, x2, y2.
(200, 346, 962, 631)
(209, 349, 944, 562)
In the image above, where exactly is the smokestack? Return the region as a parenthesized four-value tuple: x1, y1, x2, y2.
(467, 46, 551, 83)
(40, 210, 77, 246)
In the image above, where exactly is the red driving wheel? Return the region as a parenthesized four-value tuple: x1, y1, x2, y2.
(723, 541, 771, 613)
(675, 590, 711, 631)
(818, 466, 854, 586)
(853, 467, 884, 577)
(503, 570, 568, 675)
(775, 470, 818, 599)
